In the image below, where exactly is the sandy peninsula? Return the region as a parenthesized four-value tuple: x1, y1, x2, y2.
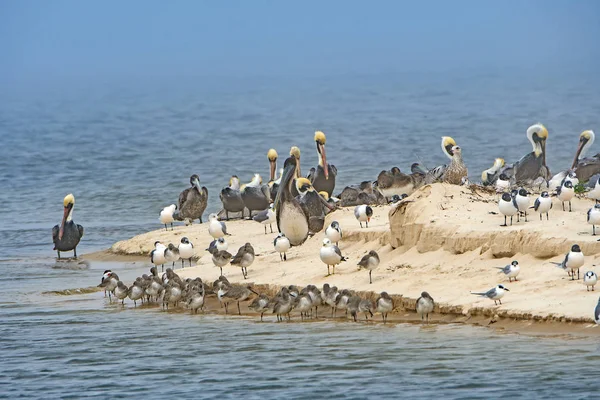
(87, 183, 600, 334)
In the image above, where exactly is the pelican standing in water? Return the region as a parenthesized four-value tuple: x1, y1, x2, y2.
(502, 124, 550, 185)
(571, 130, 600, 183)
(220, 176, 245, 220)
(174, 174, 208, 224)
(310, 131, 337, 197)
(241, 174, 271, 219)
(274, 156, 310, 246)
(52, 194, 84, 259)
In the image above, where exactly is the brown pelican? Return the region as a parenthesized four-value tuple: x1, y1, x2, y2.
(442, 145, 468, 184)
(288, 146, 302, 198)
(481, 158, 505, 186)
(173, 174, 208, 224)
(424, 136, 464, 184)
(219, 176, 245, 220)
(295, 177, 336, 233)
(52, 194, 84, 259)
(267, 149, 281, 200)
(571, 130, 600, 183)
(310, 131, 337, 197)
(502, 124, 550, 185)
(274, 156, 310, 246)
(375, 163, 426, 199)
(241, 174, 270, 218)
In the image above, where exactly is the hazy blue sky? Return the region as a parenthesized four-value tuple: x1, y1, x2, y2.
(1, 0, 599, 84)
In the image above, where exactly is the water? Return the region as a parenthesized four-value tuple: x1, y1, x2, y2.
(1, 71, 599, 398)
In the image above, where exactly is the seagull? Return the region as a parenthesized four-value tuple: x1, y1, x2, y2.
(588, 204, 600, 235)
(375, 292, 394, 323)
(587, 176, 600, 204)
(354, 204, 373, 228)
(532, 191, 552, 220)
(583, 271, 597, 291)
(274, 233, 291, 261)
(496, 260, 520, 282)
(416, 291, 435, 323)
(357, 250, 380, 284)
(325, 221, 342, 246)
(320, 238, 347, 276)
(159, 204, 177, 231)
(515, 188, 530, 222)
(230, 243, 255, 279)
(253, 203, 276, 234)
(556, 180, 575, 212)
(471, 284, 509, 305)
(150, 241, 167, 272)
(498, 192, 518, 226)
(495, 173, 510, 194)
(178, 237, 194, 268)
(208, 213, 229, 239)
(551, 244, 585, 280)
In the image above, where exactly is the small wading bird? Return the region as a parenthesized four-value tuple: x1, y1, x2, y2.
(52, 194, 84, 259)
(416, 291, 435, 323)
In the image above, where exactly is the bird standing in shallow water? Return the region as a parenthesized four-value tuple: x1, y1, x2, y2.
(52, 194, 84, 259)
(376, 292, 393, 323)
(416, 291, 434, 323)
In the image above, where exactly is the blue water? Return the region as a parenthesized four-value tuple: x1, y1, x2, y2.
(1, 71, 600, 398)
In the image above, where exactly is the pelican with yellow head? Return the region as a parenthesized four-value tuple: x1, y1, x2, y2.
(310, 131, 338, 197)
(502, 124, 550, 184)
(571, 130, 600, 183)
(424, 136, 467, 185)
(481, 158, 505, 186)
(51, 194, 84, 259)
(289, 146, 302, 197)
(295, 177, 336, 233)
(274, 156, 310, 246)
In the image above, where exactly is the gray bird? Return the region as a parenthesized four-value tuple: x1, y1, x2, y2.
(52, 194, 84, 259)
(357, 250, 380, 284)
(471, 285, 509, 305)
(230, 243, 255, 279)
(416, 291, 434, 323)
(376, 292, 394, 323)
(249, 293, 270, 321)
(595, 297, 600, 324)
(173, 174, 208, 224)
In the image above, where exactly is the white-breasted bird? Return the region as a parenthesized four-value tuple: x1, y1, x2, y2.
(532, 191, 552, 220)
(164, 243, 180, 268)
(150, 241, 167, 271)
(208, 213, 229, 239)
(495, 173, 510, 193)
(471, 284, 509, 305)
(587, 204, 600, 236)
(325, 221, 342, 245)
(498, 192, 518, 226)
(496, 260, 520, 282)
(274, 233, 291, 261)
(375, 292, 394, 323)
(551, 244, 585, 281)
(556, 180, 575, 212)
(354, 205, 373, 228)
(178, 237, 194, 268)
(253, 203, 276, 234)
(583, 271, 598, 291)
(416, 291, 435, 323)
(320, 238, 347, 276)
(206, 237, 228, 254)
(587, 176, 600, 203)
(159, 204, 177, 231)
(357, 250, 380, 284)
(515, 188, 530, 222)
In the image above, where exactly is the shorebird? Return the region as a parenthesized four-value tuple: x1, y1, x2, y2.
(187, 289, 205, 314)
(173, 174, 208, 224)
(253, 203, 276, 234)
(220, 285, 255, 315)
(164, 243, 180, 268)
(471, 284, 509, 305)
(532, 191, 552, 220)
(230, 243, 255, 279)
(334, 289, 352, 318)
(552, 244, 585, 280)
(212, 249, 232, 276)
(481, 158, 505, 186)
(114, 281, 129, 305)
(325, 221, 342, 246)
(208, 213, 229, 239)
(162, 282, 182, 310)
(206, 237, 228, 254)
(514, 188, 530, 222)
(100, 270, 112, 297)
(496, 260, 520, 282)
(556, 180, 575, 212)
(348, 296, 374, 322)
(98, 271, 119, 302)
(249, 293, 270, 321)
(498, 192, 518, 226)
(52, 194, 84, 259)
(416, 291, 435, 323)
(309, 131, 337, 197)
(320, 238, 347, 276)
(241, 174, 271, 219)
(274, 233, 290, 261)
(271, 287, 295, 322)
(274, 156, 310, 246)
(376, 292, 394, 323)
(220, 176, 245, 220)
(584, 271, 598, 291)
(495, 173, 510, 194)
(150, 241, 167, 272)
(354, 204, 373, 228)
(588, 204, 600, 235)
(178, 237, 194, 268)
(159, 204, 176, 231)
(305, 285, 322, 318)
(357, 250, 380, 284)
(293, 289, 314, 320)
(322, 284, 339, 317)
(127, 280, 144, 307)
(375, 164, 426, 199)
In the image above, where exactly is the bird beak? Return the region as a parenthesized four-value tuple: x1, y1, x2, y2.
(572, 137, 588, 169)
(317, 142, 328, 179)
(318, 192, 336, 210)
(275, 160, 297, 207)
(504, 288, 510, 291)
(269, 159, 276, 182)
(192, 177, 201, 192)
(59, 203, 72, 240)
(367, 217, 371, 223)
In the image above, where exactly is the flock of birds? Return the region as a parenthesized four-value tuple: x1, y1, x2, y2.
(51, 127, 600, 325)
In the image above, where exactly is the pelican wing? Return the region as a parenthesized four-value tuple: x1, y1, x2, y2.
(77, 224, 84, 239)
(178, 187, 190, 209)
(201, 186, 209, 199)
(52, 224, 60, 246)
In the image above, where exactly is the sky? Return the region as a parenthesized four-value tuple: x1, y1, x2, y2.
(0, 0, 599, 85)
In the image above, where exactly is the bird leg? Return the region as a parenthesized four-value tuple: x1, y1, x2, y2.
(199, 217, 203, 223)
(562, 202, 565, 211)
(366, 221, 369, 228)
(73, 248, 77, 259)
(360, 222, 363, 228)
(284, 253, 287, 261)
(546, 212, 549, 220)
(510, 216, 513, 226)
(237, 301, 241, 315)
(569, 201, 572, 212)
(260, 312, 264, 322)
(501, 216, 508, 227)
(594, 225, 597, 236)
(524, 211, 527, 222)
(189, 259, 192, 267)
(270, 224, 273, 233)
(164, 224, 168, 231)
(171, 223, 174, 231)
(369, 270, 372, 284)
(264, 225, 267, 235)
(327, 265, 330, 276)
(220, 267, 223, 276)
(57, 251, 61, 260)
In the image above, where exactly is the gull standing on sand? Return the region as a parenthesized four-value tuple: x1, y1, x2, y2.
(375, 292, 393, 323)
(206, 237, 228, 254)
(583, 271, 597, 291)
(178, 237, 194, 268)
(274, 233, 290, 261)
(320, 238, 347, 276)
(416, 291, 435, 323)
(587, 204, 600, 236)
(159, 204, 177, 231)
(552, 244, 585, 280)
(515, 188, 530, 222)
(231, 243, 255, 279)
(556, 180, 575, 212)
(208, 213, 229, 239)
(471, 285, 509, 305)
(52, 194, 84, 259)
(495, 173, 510, 194)
(253, 203, 276, 234)
(164, 243, 180, 268)
(354, 204, 373, 228)
(150, 241, 167, 272)
(496, 260, 520, 282)
(357, 250, 380, 284)
(325, 221, 342, 246)
(498, 193, 518, 226)
(532, 191, 552, 220)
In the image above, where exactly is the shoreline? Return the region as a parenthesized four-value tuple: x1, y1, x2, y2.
(83, 183, 600, 336)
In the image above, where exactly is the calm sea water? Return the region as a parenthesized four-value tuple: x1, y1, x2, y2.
(1, 71, 599, 398)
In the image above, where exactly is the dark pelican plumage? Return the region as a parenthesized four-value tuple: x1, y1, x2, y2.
(572, 130, 600, 183)
(52, 194, 84, 259)
(267, 149, 281, 201)
(219, 175, 245, 220)
(174, 174, 208, 224)
(295, 178, 336, 233)
(275, 156, 310, 246)
(241, 174, 270, 218)
(502, 124, 550, 185)
(310, 131, 337, 197)
(481, 158, 505, 186)
(290, 146, 301, 197)
(375, 163, 426, 200)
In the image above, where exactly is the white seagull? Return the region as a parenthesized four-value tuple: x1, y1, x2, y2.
(325, 221, 343, 246)
(556, 180, 575, 212)
(208, 213, 229, 239)
(354, 205, 373, 228)
(587, 204, 600, 236)
(159, 204, 177, 231)
(320, 238, 347, 276)
(471, 284, 509, 305)
(178, 237, 194, 268)
(496, 260, 520, 282)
